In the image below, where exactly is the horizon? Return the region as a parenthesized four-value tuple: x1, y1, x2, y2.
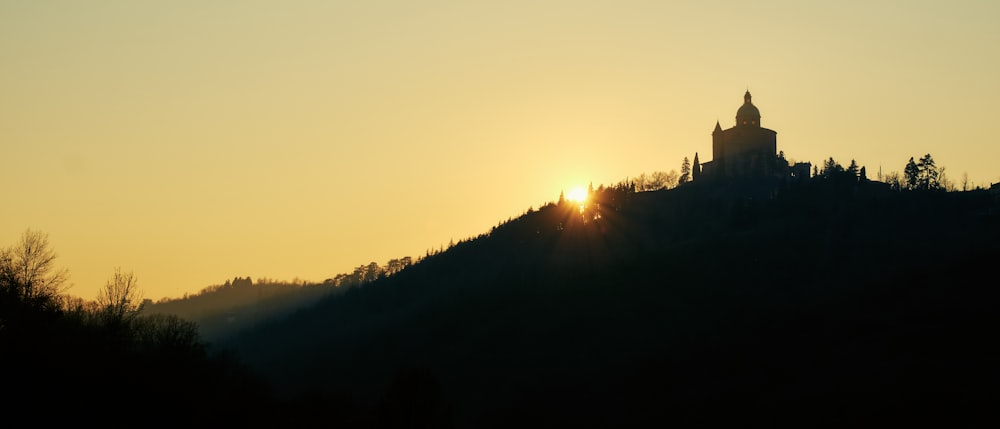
(3, 1, 999, 301)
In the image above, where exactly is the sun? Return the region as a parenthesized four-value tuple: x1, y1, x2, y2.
(566, 186, 588, 204)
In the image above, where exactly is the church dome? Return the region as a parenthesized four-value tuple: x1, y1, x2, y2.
(736, 90, 760, 126)
(737, 102, 760, 119)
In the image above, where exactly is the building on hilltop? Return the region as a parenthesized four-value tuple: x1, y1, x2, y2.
(695, 91, 810, 183)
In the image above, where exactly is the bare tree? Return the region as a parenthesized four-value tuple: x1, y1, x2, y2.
(662, 170, 680, 189)
(638, 171, 680, 191)
(0, 229, 69, 301)
(938, 166, 955, 192)
(97, 267, 144, 325)
(882, 171, 903, 191)
(633, 173, 650, 191)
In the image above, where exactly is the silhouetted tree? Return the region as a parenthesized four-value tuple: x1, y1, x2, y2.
(679, 157, 691, 185)
(636, 171, 679, 191)
(847, 159, 859, 181)
(904, 157, 920, 190)
(386, 259, 403, 276)
(917, 153, 940, 191)
(938, 166, 955, 191)
(0, 229, 69, 302)
(96, 267, 144, 327)
(821, 157, 843, 178)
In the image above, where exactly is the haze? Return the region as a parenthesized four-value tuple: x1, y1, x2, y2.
(2, 1, 998, 301)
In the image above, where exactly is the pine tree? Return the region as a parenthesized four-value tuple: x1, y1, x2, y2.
(692, 153, 701, 181)
(847, 159, 859, 177)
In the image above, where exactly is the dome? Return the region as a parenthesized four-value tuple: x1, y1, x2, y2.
(737, 103, 760, 119)
(735, 90, 761, 126)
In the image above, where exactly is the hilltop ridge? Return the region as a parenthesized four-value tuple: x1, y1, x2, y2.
(219, 177, 999, 427)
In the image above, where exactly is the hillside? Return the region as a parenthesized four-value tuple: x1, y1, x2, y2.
(221, 178, 999, 428)
(142, 278, 340, 343)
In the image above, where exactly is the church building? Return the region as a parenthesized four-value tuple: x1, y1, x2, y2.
(696, 91, 809, 182)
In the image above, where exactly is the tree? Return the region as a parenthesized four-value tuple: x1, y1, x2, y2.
(883, 171, 903, 191)
(821, 157, 843, 178)
(846, 159, 859, 180)
(916, 153, 940, 190)
(638, 173, 652, 191)
(679, 157, 691, 185)
(385, 259, 403, 276)
(0, 229, 69, 302)
(904, 157, 920, 190)
(97, 267, 144, 326)
(938, 166, 954, 192)
(648, 171, 678, 190)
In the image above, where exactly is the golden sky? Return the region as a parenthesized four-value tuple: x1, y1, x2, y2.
(3, 1, 998, 301)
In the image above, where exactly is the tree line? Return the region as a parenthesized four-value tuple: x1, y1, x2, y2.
(1, 228, 448, 426)
(0, 229, 268, 422)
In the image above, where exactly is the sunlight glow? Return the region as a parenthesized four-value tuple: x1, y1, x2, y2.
(567, 187, 588, 204)
(3, 1, 997, 301)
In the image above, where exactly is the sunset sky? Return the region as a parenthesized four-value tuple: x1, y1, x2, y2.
(3, 1, 998, 301)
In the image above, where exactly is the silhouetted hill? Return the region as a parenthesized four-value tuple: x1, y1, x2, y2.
(223, 179, 1000, 428)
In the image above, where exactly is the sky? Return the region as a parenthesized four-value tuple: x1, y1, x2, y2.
(3, 1, 999, 301)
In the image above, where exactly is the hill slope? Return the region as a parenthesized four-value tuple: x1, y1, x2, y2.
(224, 180, 1000, 428)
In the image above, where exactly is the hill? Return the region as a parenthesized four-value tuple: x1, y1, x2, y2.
(221, 178, 999, 428)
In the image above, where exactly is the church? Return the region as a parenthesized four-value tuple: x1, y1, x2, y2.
(695, 91, 810, 182)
